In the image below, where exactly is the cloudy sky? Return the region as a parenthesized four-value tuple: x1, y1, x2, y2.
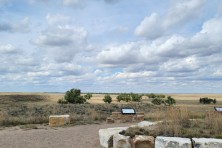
(0, 0, 222, 93)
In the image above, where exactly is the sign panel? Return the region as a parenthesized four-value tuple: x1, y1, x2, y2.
(121, 108, 136, 115)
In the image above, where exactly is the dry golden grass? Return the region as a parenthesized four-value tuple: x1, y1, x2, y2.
(1, 92, 222, 105)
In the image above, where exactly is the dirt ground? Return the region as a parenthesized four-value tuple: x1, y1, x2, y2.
(0, 123, 134, 148)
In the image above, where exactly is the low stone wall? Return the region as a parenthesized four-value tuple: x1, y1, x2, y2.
(113, 135, 222, 148)
(106, 112, 144, 123)
(99, 121, 222, 148)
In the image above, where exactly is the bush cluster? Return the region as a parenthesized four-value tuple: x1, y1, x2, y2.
(116, 93, 142, 102)
(147, 93, 165, 99)
(151, 96, 176, 106)
(199, 97, 216, 104)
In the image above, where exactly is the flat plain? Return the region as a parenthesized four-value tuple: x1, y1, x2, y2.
(1, 92, 222, 148)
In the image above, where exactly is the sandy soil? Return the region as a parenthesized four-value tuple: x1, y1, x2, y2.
(0, 123, 134, 148)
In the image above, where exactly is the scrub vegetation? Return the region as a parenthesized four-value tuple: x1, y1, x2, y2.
(1, 90, 222, 139)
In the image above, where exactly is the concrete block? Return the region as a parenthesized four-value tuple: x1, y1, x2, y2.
(49, 115, 70, 127)
(192, 138, 222, 148)
(155, 136, 192, 148)
(113, 134, 131, 148)
(99, 127, 128, 148)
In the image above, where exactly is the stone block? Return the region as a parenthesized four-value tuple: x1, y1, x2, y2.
(112, 112, 121, 119)
(106, 117, 114, 124)
(99, 127, 128, 148)
(192, 138, 222, 148)
(113, 134, 131, 148)
(137, 121, 156, 127)
(155, 136, 192, 148)
(122, 115, 134, 122)
(49, 115, 70, 127)
(131, 135, 154, 148)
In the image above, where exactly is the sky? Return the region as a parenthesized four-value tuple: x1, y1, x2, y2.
(0, 0, 222, 93)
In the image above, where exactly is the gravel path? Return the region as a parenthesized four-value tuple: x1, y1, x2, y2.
(0, 123, 134, 148)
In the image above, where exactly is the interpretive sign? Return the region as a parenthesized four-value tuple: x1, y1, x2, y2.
(214, 107, 222, 112)
(121, 108, 136, 115)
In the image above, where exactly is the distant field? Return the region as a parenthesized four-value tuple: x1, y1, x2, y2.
(1, 92, 222, 127)
(1, 92, 222, 105)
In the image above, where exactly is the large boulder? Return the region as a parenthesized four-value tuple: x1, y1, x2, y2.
(49, 115, 70, 127)
(155, 136, 192, 148)
(99, 127, 128, 148)
(113, 134, 131, 148)
(192, 138, 222, 148)
(131, 135, 154, 148)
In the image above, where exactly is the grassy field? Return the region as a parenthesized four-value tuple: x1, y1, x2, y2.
(1, 92, 222, 128)
(2, 92, 222, 138)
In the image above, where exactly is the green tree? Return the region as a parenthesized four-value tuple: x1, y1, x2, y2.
(165, 96, 176, 106)
(103, 94, 112, 103)
(58, 88, 90, 104)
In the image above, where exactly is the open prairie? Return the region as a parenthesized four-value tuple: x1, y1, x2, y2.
(1, 92, 222, 104)
(1, 92, 222, 148)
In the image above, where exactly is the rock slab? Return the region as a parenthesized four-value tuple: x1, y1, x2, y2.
(155, 136, 192, 148)
(192, 138, 222, 148)
(49, 115, 70, 127)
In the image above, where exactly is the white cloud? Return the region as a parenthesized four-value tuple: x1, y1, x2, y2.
(160, 56, 199, 72)
(191, 17, 222, 45)
(0, 17, 30, 33)
(115, 71, 156, 79)
(135, 13, 163, 39)
(0, 44, 18, 54)
(214, 70, 222, 76)
(164, 0, 205, 28)
(33, 25, 88, 62)
(97, 42, 141, 67)
(135, 0, 205, 39)
(46, 13, 70, 25)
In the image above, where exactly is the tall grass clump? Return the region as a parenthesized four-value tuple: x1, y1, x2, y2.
(156, 106, 190, 137)
(205, 111, 222, 136)
(144, 106, 222, 138)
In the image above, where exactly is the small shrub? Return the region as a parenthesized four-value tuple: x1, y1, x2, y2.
(57, 98, 68, 104)
(103, 94, 112, 104)
(165, 96, 176, 106)
(199, 97, 216, 104)
(151, 98, 163, 105)
(147, 93, 165, 99)
(84, 93, 92, 100)
(131, 93, 142, 102)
